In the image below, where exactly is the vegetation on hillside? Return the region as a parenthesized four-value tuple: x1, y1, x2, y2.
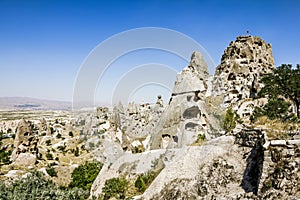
(251, 97, 292, 122)
(249, 64, 300, 140)
(0, 171, 89, 200)
(0, 131, 12, 165)
(223, 108, 241, 132)
(69, 161, 103, 190)
(102, 177, 129, 200)
(257, 64, 300, 119)
(134, 171, 157, 192)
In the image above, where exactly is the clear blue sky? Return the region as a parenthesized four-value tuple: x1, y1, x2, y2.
(0, 0, 299, 103)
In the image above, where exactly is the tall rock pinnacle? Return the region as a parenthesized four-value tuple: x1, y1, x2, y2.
(213, 35, 275, 106)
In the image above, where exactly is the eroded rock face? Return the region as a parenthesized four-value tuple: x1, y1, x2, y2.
(90, 36, 298, 199)
(11, 119, 38, 166)
(149, 51, 217, 149)
(148, 36, 276, 149)
(213, 36, 274, 108)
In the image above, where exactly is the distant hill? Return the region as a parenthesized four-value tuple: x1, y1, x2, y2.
(0, 97, 72, 110)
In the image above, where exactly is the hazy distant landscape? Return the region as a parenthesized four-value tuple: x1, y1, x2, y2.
(0, 97, 71, 110)
(0, 1, 300, 200)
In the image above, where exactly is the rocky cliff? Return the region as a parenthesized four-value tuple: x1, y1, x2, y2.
(213, 36, 274, 103)
(2, 35, 297, 200)
(149, 51, 217, 150)
(148, 36, 275, 149)
(213, 36, 275, 121)
(90, 35, 299, 199)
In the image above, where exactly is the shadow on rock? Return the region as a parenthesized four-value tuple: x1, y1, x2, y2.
(241, 138, 264, 195)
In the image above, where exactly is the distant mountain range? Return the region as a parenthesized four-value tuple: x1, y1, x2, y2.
(0, 97, 72, 110)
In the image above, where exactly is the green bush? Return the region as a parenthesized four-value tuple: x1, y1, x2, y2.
(45, 139, 51, 146)
(56, 133, 62, 139)
(250, 97, 291, 122)
(132, 145, 145, 154)
(46, 166, 57, 177)
(69, 161, 103, 190)
(135, 176, 146, 192)
(0, 171, 89, 200)
(223, 108, 237, 132)
(57, 145, 66, 152)
(46, 152, 53, 160)
(134, 171, 156, 192)
(0, 150, 11, 165)
(196, 134, 206, 143)
(258, 64, 300, 118)
(102, 177, 128, 200)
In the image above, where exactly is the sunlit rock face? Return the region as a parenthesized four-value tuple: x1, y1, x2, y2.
(11, 119, 38, 166)
(213, 36, 274, 107)
(149, 51, 217, 149)
(149, 36, 275, 149)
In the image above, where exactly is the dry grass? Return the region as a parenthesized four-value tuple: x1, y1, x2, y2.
(254, 116, 298, 140)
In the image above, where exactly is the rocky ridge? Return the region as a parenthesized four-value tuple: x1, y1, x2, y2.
(90, 35, 299, 199)
(1, 35, 299, 200)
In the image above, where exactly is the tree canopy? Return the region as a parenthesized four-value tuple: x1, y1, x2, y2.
(258, 64, 300, 118)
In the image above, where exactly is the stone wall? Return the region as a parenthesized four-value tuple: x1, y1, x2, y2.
(235, 128, 300, 198)
(259, 138, 300, 198)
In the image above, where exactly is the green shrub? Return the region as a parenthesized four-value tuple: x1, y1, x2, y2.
(46, 166, 57, 177)
(56, 133, 62, 139)
(0, 171, 89, 200)
(223, 108, 237, 132)
(132, 145, 145, 154)
(69, 161, 103, 190)
(46, 152, 53, 160)
(45, 139, 51, 146)
(102, 177, 128, 200)
(0, 150, 11, 165)
(57, 145, 66, 152)
(196, 133, 206, 142)
(250, 97, 291, 122)
(135, 176, 146, 192)
(134, 171, 156, 192)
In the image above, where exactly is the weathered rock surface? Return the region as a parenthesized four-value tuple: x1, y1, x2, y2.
(213, 36, 274, 108)
(89, 35, 300, 200)
(11, 119, 38, 166)
(149, 52, 220, 149)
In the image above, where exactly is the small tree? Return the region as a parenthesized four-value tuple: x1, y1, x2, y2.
(56, 133, 62, 139)
(134, 171, 156, 192)
(46, 166, 57, 177)
(223, 108, 237, 132)
(259, 64, 300, 118)
(102, 177, 128, 200)
(45, 139, 51, 146)
(251, 97, 291, 122)
(69, 161, 103, 190)
(46, 152, 53, 160)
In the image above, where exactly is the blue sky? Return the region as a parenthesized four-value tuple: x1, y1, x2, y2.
(0, 0, 299, 104)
